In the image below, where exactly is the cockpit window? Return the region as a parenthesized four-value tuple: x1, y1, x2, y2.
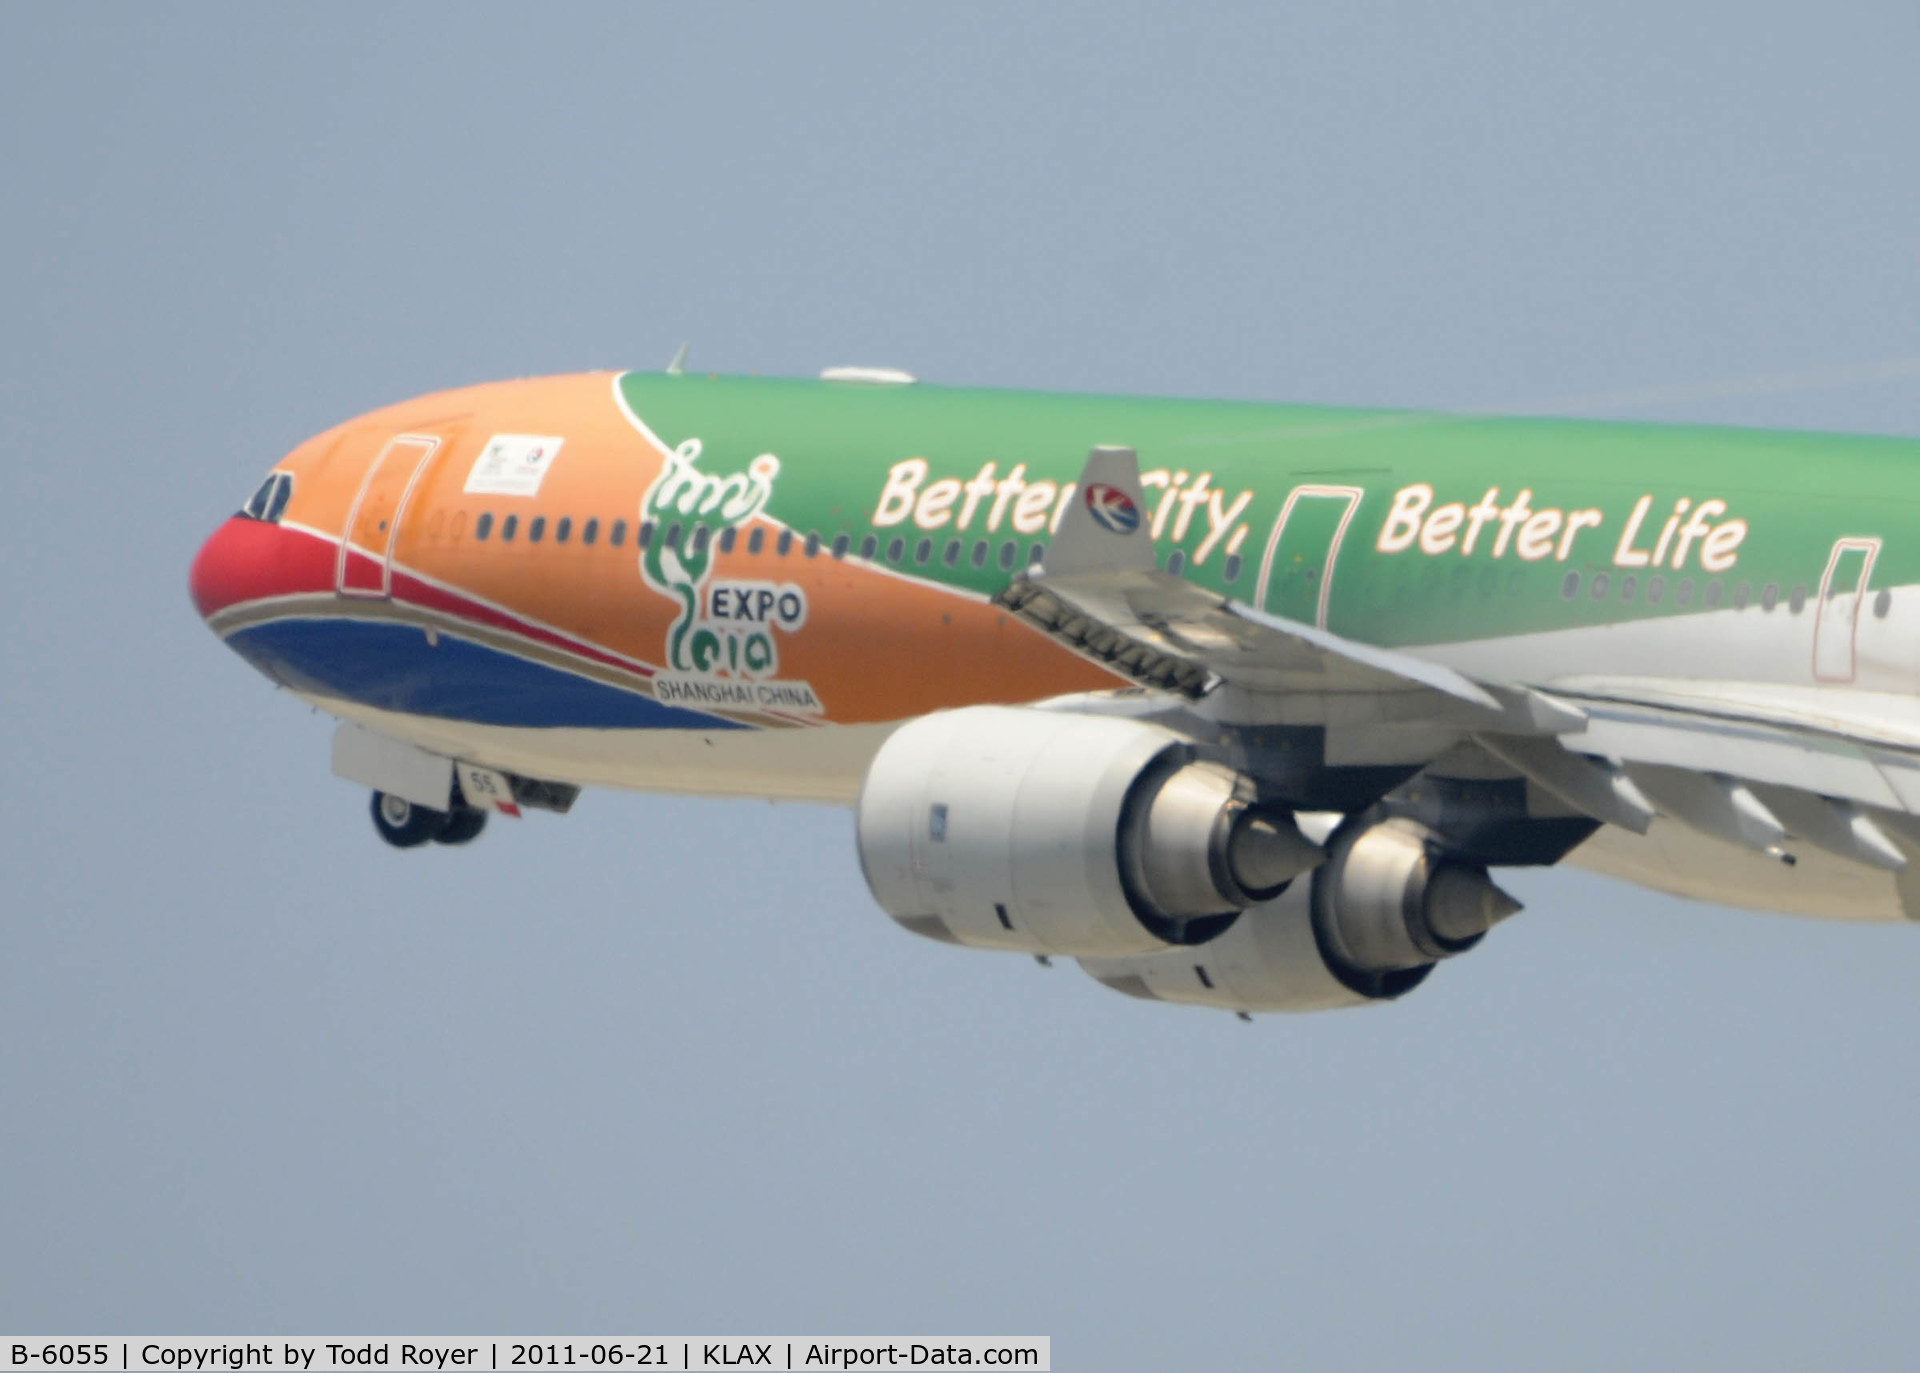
(242, 476, 275, 519)
(241, 472, 294, 523)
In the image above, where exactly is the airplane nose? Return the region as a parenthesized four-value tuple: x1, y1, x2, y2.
(191, 518, 245, 621)
(190, 515, 304, 622)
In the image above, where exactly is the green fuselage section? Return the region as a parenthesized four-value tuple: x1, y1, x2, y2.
(621, 372, 1920, 650)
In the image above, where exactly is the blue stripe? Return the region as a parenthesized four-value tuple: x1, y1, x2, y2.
(225, 617, 746, 730)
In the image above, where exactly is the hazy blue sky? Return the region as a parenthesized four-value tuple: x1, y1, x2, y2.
(5, 4, 1920, 1367)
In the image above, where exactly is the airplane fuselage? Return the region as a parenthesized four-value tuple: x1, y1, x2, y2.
(191, 369, 1920, 929)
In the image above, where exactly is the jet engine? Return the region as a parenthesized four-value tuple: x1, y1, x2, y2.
(1314, 816, 1521, 990)
(1079, 815, 1523, 1013)
(856, 706, 1324, 957)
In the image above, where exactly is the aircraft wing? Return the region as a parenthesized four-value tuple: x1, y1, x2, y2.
(1498, 680, 1920, 919)
(1001, 447, 1920, 879)
(1506, 677, 1920, 857)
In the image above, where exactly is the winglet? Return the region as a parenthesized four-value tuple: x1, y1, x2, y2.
(666, 342, 689, 376)
(1042, 446, 1158, 577)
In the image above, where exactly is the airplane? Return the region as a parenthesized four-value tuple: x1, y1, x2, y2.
(188, 362, 1920, 1016)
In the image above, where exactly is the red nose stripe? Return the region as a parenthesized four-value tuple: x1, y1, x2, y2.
(189, 517, 337, 619)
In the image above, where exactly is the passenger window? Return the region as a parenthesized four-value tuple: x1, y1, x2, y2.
(1590, 572, 1610, 600)
(583, 518, 599, 546)
(888, 537, 905, 564)
(665, 522, 682, 549)
(556, 517, 572, 544)
(1733, 582, 1752, 610)
(1561, 571, 1581, 600)
(999, 540, 1017, 571)
(610, 519, 627, 547)
(1705, 581, 1724, 608)
(502, 514, 519, 542)
(1619, 574, 1636, 601)
(777, 529, 794, 556)
(1167, 550, 1187, 576)
(1677, 579, 1694, 606)
(476, 512, 494, 541)
(1874, 589, 1892, 619)
(691, 525, 710, 554)
(970, 541, 988, 569)
(915, 538, 933, 565)
(749, 527, 766, 555)
(1648, 576, 1665, 605)
(1028, 543, 1046, 567)
(804, 532, 821, 558)
(1789, 585, 1808, 614)
(639, 520, 655, 549)
(832, 533, 851, 560)
(1223, 553, 1242, 583)
(719, 527, 737, 554)
(1761, 583, 1779, 611)
(529, 516, 546, 543)
(943, 539, 961, 566)
(859, 534, 878, 560)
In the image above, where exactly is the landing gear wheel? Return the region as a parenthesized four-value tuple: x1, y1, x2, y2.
(435, 807, 489, 846)
(370, 791, 447, 848)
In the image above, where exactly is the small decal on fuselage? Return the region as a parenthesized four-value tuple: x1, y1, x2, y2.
(464, 434, 566, 497)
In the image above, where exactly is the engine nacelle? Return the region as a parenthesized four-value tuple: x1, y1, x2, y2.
(1078, 816, 1522, 1014)
(1080, 879, 1379, 1013)
(857, 706, 1323, 957)
(1314, 817, 1521, 994)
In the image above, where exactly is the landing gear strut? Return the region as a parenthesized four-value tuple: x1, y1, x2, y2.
(436, 805, 488, 845)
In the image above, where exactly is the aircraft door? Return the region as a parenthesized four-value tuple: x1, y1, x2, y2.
(1254, 485, 1365, 629)
(1813, 537, 1880, 683)
(336, 434, 442, 598)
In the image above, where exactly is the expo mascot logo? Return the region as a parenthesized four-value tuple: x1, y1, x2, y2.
(638, 438, 804, 678)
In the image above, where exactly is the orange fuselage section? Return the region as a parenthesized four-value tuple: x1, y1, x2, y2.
(191, 372, 1120, 742)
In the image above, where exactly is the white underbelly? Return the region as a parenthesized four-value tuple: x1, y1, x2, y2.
(308, 696, 894, 804)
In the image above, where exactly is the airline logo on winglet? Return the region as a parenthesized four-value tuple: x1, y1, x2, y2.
(1084, 483, 1141, 535)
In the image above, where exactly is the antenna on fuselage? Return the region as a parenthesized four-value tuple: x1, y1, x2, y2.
(665, 342, 689, 376)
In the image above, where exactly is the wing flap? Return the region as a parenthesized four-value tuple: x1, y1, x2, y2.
(1575, 705, 1908, 810)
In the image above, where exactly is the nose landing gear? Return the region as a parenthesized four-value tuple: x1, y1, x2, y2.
(369, 790, 489, 849)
